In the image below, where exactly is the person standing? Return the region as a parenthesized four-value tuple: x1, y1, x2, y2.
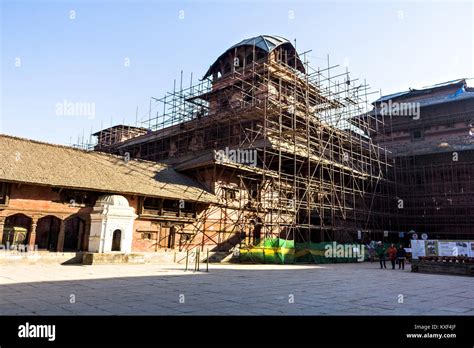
(397, 244, 407, 270)
(376, 242, 387, 269)
(366, 239, 375, 263)
(387, 244, 398, 270)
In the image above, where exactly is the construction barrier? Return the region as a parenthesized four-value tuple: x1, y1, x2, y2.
(294, 242, 361, 264)
(239, 239, 367, 264)
(239, 238, 295, 264)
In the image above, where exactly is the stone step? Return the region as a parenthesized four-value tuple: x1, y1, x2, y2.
(82, 252, 145, 265)
(0, 250, 238, 265)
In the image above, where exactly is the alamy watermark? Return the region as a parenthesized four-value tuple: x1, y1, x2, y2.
(18, 322, 55, 341)
(55, 99, 95, 119)
(0, 242, 39, 261)
(0, 242, 38, 253)
(379, 100, 420, 120)
(214, 146, 257, 167)
(324, 242, 365, 262)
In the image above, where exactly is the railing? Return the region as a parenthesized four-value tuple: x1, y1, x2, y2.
(184, 248, 210, 272)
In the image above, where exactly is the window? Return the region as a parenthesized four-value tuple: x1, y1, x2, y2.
(60, 190, 92, 206)
(143, 197, 162, 211)
(234, 56, 243, 69)
(223, 188, 238, 201)
(142, 232, 153, 240)
(219, 98, 229, 109)
(246, 53, 254, 65)
(164, 199, 194, 213)
(163, 199, 179, 211)
(0, 182, 10, 206)
(223, 62, 231, 75)
(412, 130, 423, 141)
(250, 185, 259, 200)
(141, 197, 194, 217)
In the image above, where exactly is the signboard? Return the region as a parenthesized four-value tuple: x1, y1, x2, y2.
(425, 240, 438, 256)
(438, 241, 470, 257)
(453, 241, 469, 256)
(357, 230, 361, 240)
(438, 242, 458, 257)
(421, 233, 428, 240)
(384, 231, 388, 237)
(411, 240, 426, 259)
(399, 232, 404, 238)
(411, 240, 474, 259)
(412, 233, 418, 240)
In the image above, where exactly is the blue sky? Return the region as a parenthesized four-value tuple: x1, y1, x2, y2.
(1, 0, 473, 145)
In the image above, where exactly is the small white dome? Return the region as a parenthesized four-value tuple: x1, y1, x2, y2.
(96, 194, 129, 207)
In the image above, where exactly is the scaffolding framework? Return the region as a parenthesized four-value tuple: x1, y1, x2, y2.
(94, 47, 395, 249)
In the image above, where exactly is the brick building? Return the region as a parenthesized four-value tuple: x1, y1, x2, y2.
(2, 36, 472, 257)
(91, 35, 390, 247)
(0, 135, 216, 253)
(366, 79, 474, 239)
(13, 36, 474, 256)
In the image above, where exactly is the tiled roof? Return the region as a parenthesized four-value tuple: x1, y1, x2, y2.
(0, 134, 216, 203)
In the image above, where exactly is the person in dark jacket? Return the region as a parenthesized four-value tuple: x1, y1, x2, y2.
(376, 242, 386, 269)
(397, 244, 407, 270)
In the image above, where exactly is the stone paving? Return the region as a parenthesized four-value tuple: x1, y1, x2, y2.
(1, 262, 474, 315)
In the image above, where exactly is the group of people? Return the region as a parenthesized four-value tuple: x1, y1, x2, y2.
(367, 240, 407, 270)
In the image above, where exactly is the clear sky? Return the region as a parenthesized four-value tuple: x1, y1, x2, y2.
(1, 0, 473, 145)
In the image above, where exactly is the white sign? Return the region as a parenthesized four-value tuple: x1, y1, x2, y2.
(438, 241, 469, 257)
(410, 240, 426, 259)
(412, 240, 474, 259)
(357, 230, 361, 240)
(384, 231, 388, 237)
(454, 241, 469, 256)
(438, 242, 458, 257)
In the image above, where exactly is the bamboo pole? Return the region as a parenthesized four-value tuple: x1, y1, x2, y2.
(185, 250, 189, 271)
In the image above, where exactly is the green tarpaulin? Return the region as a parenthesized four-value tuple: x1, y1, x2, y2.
(239, 239, 367, 264)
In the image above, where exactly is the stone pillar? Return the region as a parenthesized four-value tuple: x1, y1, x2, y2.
(0, 217, 5, 245)
(28, 217, 38, 249)
(82, 219, 91, 251)
(57, 220, 66, 252)
(155, 224, 160, 252)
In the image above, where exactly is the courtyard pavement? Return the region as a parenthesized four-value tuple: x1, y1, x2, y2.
(1, 262, 474, 315)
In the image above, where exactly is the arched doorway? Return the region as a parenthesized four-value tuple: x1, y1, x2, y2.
(36, 216, 61, 251)
(4, 214, 31, 246)
(112, 229, 121, 251)
(64, 216, 84, 251)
